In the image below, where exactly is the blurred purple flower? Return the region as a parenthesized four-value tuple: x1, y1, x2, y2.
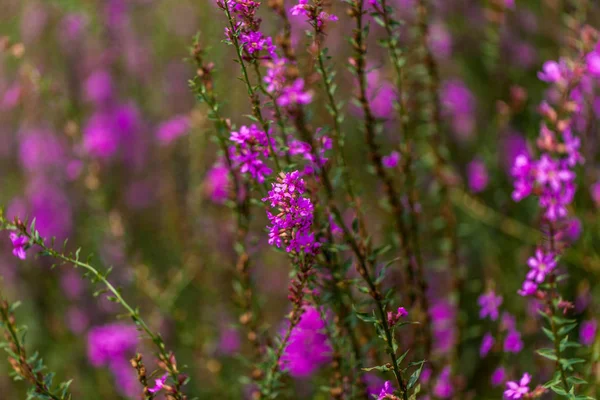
(441, 79, 476, 140)
(84, 70, 114, 105)
(280, 306, 332, 377)
(377, 381, 394, 399)
(156, 115, 191, 145)
(478, 291, 502, 321)
(19, 128, 66, 172)
(87, 323, 138, 367)
(580, 320, 597, 345)
(491, 367, 506, 387)
(433, 366, 453, 399)
(480, 332, 494, 357)
(148, 373, 168, 394)
(204, 163, 231, 204)
(467, 159, 489, 193)
(503, 329, 523, 353)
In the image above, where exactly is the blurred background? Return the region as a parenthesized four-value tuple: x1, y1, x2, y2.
(0, 0, 599, 398)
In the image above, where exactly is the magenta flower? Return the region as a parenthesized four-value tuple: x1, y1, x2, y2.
(156, 115, 190, 145)
(387, 306, 408, 326)
(263, 171, 319, 255)
(377, 381, 394, 399)
(504, 373, 531, 399)
(280, 306, 332, 377)
(148, 373, 168, 394)
(535, 155, 575, 192)
(382, 151, 400, 168)
(518, 280, 538, 297)
(479, 332, 494, 357)
(87, 324, 138, 367)
(580, 319, 597, 346)
(433, 366, 454, 399)
(467, 159, 489, 193)
(477, 291, 503, 321)
(503, 329, 523, 353)
(204, 163, 231, 204)
(229, 125, 274, 183)
(526, 248, 556, 283)
(277, 79, 313, 108)
(586, 51, 600, 77)
(9, 232, 28, 260)
(491, 367, 506, 387)
(537, 61, 563, 83)
(590, 181, 600, 205)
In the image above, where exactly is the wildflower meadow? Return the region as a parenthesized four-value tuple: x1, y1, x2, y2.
(1, 0, 600, 399)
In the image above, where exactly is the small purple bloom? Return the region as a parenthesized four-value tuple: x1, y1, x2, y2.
(526, 248, 556, 283)
(537, 61, 563, 83)
(504, 373, 530, 399)
(156, 115, 190, 145)
(491, 367, 506, 387)
(480, 332, 494, 357)
(377, 381, 394, 399)
(277, 79, 312, 108)
(9, 233, 28, 260)
(382, 151, 400, 168)
(148, 373, 168, 394)
(433, 366, 454, 399)
(503, 329, 524, 353)
(467, 159, 489, 193)
(586, 51, 600, 78)
(518, 280, 538, 297)
(478, 291, 503, 321)
(580, 320, 597, 346)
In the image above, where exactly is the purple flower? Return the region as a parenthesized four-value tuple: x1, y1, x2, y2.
(156, 115, 190, 145)
(537, 61, 563, 83)
(264, 58, 286, 94)
(433, 366, 454, 399)
(377, 381, 394, 399)
(511, 154, 533, 201)
(87, 324, 138, 367)
(503, 329, 524, 353)
(480, 332, 494, 357)
(148, 373, 168, 394)
(580, 319, 597, 346)
(590, 181, 600, 205)
(280, 306, 332, 377)
(205, 163, 231, 204)
(387, 306, 408, 326)
(518, 280, 538, 297)
(382, 151, 400, 168)
(19, 128, 66, 172)
(491, 367, 506, 387)
(9, 233, 28, 260)
(526, 248, 556, 283)
(229, 125, 274, 183)
(504, 373, 531, 399)
(440, 79, 476, 140)
(586, 51, 600, 78)
(84, 70, 113, 105)
(467, 159, 489, 193)
(535, 155, 575, 192)
(277, 79, 313, 108)
(478, 291, 503, 321)
(263, 171, 319, 255)
(239, 31, 275, 57)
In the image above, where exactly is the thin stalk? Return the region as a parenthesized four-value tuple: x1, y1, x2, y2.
(4, 225, 186, 399)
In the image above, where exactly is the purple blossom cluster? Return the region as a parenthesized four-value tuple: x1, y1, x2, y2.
(229, 125, 275, 183)
(263, 171, 319, 255)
